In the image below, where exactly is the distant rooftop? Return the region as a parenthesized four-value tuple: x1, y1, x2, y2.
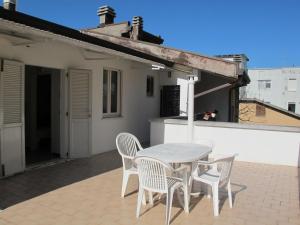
(248, 66, 300, 70)
(240, 98, 300, 119)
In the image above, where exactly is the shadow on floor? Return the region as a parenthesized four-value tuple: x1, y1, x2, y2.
(0, 150, 122, 209)
(218, 182, 247, 213)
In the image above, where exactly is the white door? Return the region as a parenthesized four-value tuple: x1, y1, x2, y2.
(0, 59, 25, 176)
(69, 69, 91, 158)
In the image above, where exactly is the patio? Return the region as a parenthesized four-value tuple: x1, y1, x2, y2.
(0, 150, 299, 225)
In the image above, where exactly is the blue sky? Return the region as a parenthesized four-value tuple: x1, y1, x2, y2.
(17, 0, 300, 68)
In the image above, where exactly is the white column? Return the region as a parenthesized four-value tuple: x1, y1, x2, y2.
(187, 76, 195, 143)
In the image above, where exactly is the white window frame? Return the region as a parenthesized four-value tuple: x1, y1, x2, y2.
(258, 80, 271, 89)
(102, 68, 121, 118)
(287, 102, 296, 113)
(287, 78, 297, 92)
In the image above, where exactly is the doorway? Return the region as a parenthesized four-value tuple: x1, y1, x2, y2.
(25, 65, 61, 166)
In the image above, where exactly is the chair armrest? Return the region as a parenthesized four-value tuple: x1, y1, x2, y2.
(196, 160, 215, 166)
(173, 164, 189, 173)
(122, 155, 135, 160)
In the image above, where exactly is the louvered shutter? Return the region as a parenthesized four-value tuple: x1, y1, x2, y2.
(70, 69, 90, 119)
(68, 69, 91, 158)
(2, 60, 23, 124)
(0, 59, 24, 176)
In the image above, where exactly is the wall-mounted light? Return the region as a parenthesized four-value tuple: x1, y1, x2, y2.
(152, 64, 165, 70)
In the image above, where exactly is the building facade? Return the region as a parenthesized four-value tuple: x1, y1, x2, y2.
(0, 3, 244, 176)
(241, 67, 300, 114)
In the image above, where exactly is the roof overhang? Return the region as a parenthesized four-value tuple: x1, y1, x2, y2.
(83, 30, 239, 80)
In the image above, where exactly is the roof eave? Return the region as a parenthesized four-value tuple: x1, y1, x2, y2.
(83, 30, 238, 79)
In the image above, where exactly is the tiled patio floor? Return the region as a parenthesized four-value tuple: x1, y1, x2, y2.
(0, 151, 299, 225)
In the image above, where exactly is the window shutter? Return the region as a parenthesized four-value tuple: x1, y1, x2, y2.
(288, 78, 297, 91)
(70, 69, 90, 119)
(2, 60, 23, 124)
(256, 104, 266, 117)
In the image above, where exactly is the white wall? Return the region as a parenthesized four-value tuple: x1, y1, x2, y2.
(150, 119, 300, 167)
(194, 87, 230, 122)
(92, 60, 160, 153)
(244, 68, 300, 114)
(0, 39, 160, 158)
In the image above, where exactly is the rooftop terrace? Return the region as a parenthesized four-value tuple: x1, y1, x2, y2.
(0, 151, 299, 225)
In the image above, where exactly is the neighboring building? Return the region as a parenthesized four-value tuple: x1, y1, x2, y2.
(0, 2, 247, 176)
(239, 99, 300, 127)
(241, 67, 300, 114)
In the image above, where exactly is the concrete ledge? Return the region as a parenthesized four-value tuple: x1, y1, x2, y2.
(150, 118, 300, 166)
(149, 118, 300, 133)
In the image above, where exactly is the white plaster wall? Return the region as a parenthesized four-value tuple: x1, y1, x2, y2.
(0, 40, 160, 156)
(150, 120, 300, 167)
(93, 60, 160, 153)
(194, 88, 230, 122)
(245, 68, 300, 114)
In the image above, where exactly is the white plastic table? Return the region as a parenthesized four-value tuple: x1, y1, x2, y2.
(136, 143, 212, 212)
(137, 143, 211, 163)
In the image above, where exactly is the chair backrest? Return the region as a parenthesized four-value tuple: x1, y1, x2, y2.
(116, 133, 142, 158)
(116, 133, 143, 170)
(214, 154, 237, 187)
(135, 156, 173, 193)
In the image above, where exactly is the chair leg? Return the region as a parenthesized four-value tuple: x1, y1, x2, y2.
(212, 184, 219, 216)
(136, 187, 144, 218)
(166, 189, 174, 225)
(207, 184, 211, 199)
(183, 185, 190, 213)
(148, 191, 154, 206)
(142, 191, 146, 205)
(121, 172, 130, 198)
(227, 181, 233, 208)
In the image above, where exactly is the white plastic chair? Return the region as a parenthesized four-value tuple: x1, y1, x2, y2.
(191, 154, 237, 216)
(135, 156, 189, 225)
(116, 132, 143, 198)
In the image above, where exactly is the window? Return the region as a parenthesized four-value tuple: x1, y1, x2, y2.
(103, 69, 121, 117)
(258, 80, 271, 89)
(256, 104, 266, 117)
(146, 75, 154, 97)
(288, 78, 297, 91)
(288, 102, 296, 113)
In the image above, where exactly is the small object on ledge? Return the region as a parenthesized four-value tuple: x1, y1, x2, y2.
(196, 110, 218, 121)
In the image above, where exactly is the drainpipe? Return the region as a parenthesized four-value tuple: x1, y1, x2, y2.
(187, 76, 196, 143)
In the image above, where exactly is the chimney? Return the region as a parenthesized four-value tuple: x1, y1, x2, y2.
(97, 6, 116, 26)
(131, 16, 143, 40)
(3, 0, 16, 11)
(215, 54, 249, 75)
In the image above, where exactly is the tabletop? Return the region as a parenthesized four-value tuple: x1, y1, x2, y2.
(136, 143, 212, 163)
